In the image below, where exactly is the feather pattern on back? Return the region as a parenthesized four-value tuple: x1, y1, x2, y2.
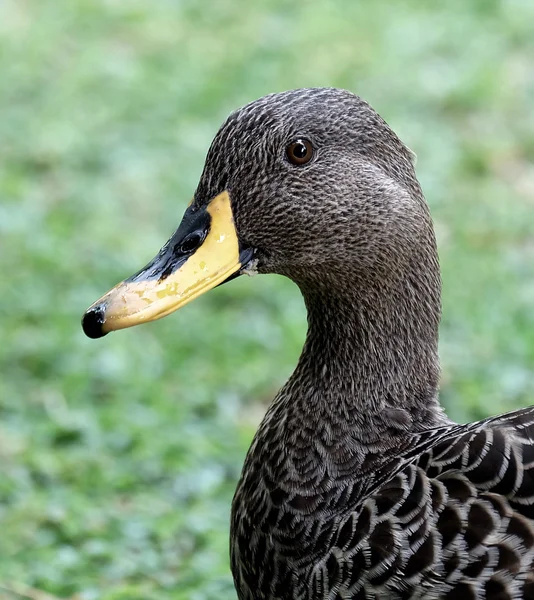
(232, 407, 534, 599)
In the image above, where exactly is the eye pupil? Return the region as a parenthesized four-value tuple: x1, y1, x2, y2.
(286, 138, 313, 165)
(294, 142, 307, 158)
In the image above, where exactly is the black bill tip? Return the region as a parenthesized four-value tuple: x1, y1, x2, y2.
(82, 305, 108, 339)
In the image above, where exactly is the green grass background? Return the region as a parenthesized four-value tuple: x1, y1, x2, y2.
(1, 1, 534, 598)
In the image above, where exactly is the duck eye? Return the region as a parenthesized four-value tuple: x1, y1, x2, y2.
(286, 139, 313, 166)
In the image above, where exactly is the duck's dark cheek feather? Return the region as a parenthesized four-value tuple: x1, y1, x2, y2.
(82, 191, 251, 339)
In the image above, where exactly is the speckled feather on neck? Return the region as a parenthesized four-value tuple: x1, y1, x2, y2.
(288, 256, 448, 442)
(190, 89, 534, 600)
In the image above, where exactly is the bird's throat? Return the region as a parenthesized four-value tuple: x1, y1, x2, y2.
(280, 269, 448, 441)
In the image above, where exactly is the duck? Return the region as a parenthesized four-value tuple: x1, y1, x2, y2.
(82, 88, 534, 600)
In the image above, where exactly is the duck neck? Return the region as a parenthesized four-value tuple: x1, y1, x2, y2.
(282, 263, 449, 442)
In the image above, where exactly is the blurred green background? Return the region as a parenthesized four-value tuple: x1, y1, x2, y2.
(1, 0, 534, 598)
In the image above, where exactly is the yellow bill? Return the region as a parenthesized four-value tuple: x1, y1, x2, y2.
(82, 191, 251, 338)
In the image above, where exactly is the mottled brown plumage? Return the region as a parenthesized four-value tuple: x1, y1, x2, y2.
(89, 88, 534, 599)
(200, 89, 534, 599)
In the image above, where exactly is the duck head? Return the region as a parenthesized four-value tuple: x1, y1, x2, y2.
(82, 88, 439, 340)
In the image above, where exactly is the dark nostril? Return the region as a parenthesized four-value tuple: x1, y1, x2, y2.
(178, 231, 204, 254)
(82, 305, 108, 339)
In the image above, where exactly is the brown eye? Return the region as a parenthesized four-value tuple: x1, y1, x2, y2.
(286, 139, 313, 166)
